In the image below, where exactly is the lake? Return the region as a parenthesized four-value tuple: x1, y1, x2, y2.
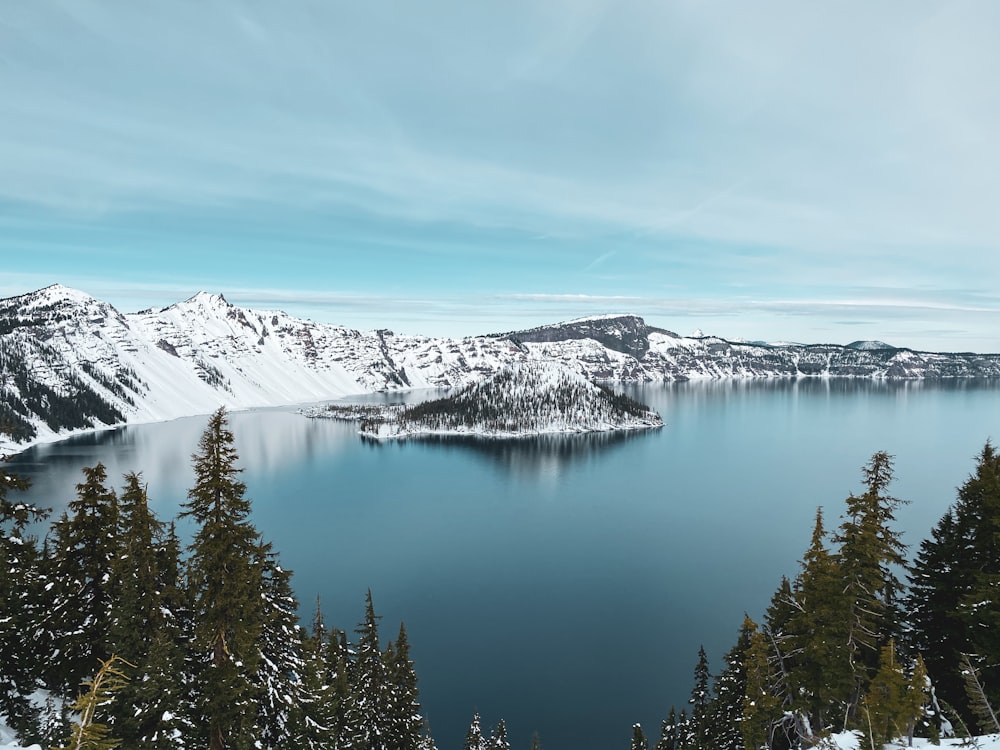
(5, 379, 1000, 750)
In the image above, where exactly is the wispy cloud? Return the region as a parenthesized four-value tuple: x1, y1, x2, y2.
(3, 1, 1000, 351)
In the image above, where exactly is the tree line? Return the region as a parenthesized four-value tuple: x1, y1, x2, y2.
(629, 446, 1000, 750)
(0, 407, 497, 750)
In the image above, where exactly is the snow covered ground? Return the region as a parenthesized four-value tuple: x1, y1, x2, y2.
(825, 732, 1000, 750)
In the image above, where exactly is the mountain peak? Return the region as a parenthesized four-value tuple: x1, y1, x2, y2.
(184, 291, 230, 307)
(29, 283, 101, 305)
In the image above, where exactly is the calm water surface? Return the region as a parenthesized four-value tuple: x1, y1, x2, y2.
(6, 380, 1000, 750)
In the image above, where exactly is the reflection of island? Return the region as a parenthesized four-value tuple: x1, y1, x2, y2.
(411, 429, 657, 479)
(307, 362, 663, 440)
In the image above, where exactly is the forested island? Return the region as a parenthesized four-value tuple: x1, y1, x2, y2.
(3, 413, 1000, 750)
(307, 362, 663, 439)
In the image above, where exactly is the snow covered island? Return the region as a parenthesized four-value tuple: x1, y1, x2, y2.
(307, 362, 664, 440)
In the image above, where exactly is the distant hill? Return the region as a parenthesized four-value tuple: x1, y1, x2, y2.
(3, 285, 1000, 453)
(847, 340, 897, 350)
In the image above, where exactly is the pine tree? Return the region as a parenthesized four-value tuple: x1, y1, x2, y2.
(342, 590, 393, 750)
(833, 451, 907, 724)
(464, 712, 486, 750)
(686, 646, 712, 749)
(654, 707, 679, 750)
(0, 456, 47, 739)
(960, 652, 1000, 734)
(290, 599, 333, 749)
(323, 626, 354, 742)
(860, 639, 910, 747)
(489, 718, 510, 750)
(630, 723, 648, 750)
(106, 474, 188, 749)
(108, 473, 164, 660)
(905, 654, 932, 742)
(787, 507, 852, 732)
(44, 464, 120, 697)
(710, 618, 754, 750)
(673, 710, 690, 750)
(907, 442, 1000, 730)
(742, 616, 782, 750)
(417, 720, 439, 750)
(254, 543, 312, 750)
(751, 574, 798, 744)
(52, 655, 131, 750)
(181, 408, 265, 750)
(388, 622, 424, 750)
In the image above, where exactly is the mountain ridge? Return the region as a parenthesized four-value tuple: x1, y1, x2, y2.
(3, 285, 1000, 454)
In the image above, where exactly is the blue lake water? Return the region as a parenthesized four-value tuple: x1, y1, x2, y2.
(6, 379, 1000, 750)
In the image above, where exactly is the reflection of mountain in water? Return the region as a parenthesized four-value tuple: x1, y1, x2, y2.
(4, 409, 358, 523)
(627, 376, 1000, 414)
(367, 429, 656, 479)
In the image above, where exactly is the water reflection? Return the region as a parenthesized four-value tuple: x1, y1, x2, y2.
(369, 429, 657, 480)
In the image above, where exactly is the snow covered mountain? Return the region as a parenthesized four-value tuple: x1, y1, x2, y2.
(0, 285, 520, 453)
(3, 285, 1000, 454)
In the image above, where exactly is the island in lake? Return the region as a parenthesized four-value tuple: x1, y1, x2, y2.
(306, 361, 664, 439)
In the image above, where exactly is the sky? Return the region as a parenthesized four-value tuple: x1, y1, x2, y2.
(2, 1, 1000, 351)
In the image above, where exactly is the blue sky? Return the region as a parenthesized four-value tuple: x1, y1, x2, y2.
(2, 1, 1000, 350)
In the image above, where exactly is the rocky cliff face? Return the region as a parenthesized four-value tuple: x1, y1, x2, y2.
(2, 286, 999, 453)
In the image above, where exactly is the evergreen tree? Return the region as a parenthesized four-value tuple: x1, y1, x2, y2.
(254, 543, 312, 750)
(787, 507, 852, 732)
(108, 473, 164, 660)
(960, 652, 1000, 734)
(686, 646, 712, 749)
(654, 707, 679, 750)
(388, 622, 424, 750)
(417, 720, 439, 750)
(464, 712, 486, 750)
(489, 719, 511, 750)
(52, 655, 130, 750)
(860, 639, 910, 747)
(710, 617, 754, 750)
(762, 576, 796, 646)
(906, 654, 933, 742)
(832, 451, 907, 723)
(753, 574, 797, 742)
(742, 616, 782, 750)
(630, 723, 648, 750)
(107, 474, 188, 749)
(323, 626, 354, 742)
(0, 456, 47, 739)
(180, 408, 265, 750)
(907, 442, 1000, 730)
(342, 590, 393, 750)
(44, 464, 120, 697)
(673, 710, 690, 750)
(290, 599, 333, 749)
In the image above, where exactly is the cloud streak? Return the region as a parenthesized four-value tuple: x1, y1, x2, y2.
(2, 1, 999, 351)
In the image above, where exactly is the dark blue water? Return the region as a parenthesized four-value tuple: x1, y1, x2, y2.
(6, 379, 1000, 750)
